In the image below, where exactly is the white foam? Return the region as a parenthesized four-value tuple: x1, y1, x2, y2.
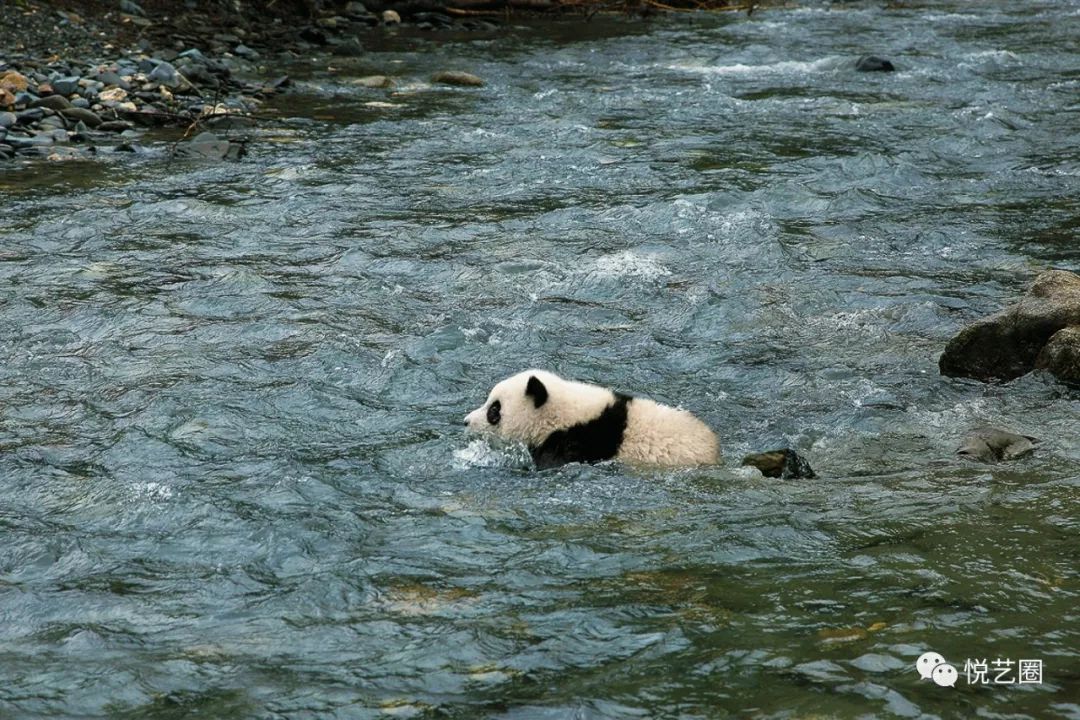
(592, 251, 672, 281)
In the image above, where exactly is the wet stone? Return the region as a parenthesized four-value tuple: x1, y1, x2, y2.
(957, 428, 1038, 463)
(98, 120, 135, 132)
(432, 71, 485, 87)
(742, 449, 816, 479)
(856, 55, 896, 72)
(96, 71, 131, 90)
(0, 111, 15, 128)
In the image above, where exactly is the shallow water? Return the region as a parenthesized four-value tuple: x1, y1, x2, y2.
(2, 2, 1079, 717)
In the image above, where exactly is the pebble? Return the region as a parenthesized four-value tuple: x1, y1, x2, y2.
(382, 9, 401, 24)
(15, 108, 47, 124)
(0, 70, 30, 92)
(174, 130, 244, 160)
(98, 120, 134, 132)
(0, 111, 15, 128)
(52, 76, 82, 95)
(432, 70, 485, 87)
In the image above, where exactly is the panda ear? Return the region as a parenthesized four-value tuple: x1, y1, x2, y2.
(525, 375, 548, 408)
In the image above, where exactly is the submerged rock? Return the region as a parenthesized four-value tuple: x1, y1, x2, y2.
(956, 428, 1037, 463)
(432, 70, 485, 87)
(856, 55, 895, 72)
(174, 131, 244, 160)
(742, 449, 815, 479)
(939, 270, 1080, 382)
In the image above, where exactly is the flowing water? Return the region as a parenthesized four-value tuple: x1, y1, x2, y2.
(2, 1, 1079, 717)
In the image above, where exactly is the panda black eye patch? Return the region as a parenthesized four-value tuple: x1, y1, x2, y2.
(487, 400, 501, 425)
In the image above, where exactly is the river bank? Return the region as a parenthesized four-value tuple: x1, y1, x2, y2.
(1, 0, 764, 163)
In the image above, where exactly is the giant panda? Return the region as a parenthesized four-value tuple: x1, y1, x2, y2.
(464, 369, 721, 469)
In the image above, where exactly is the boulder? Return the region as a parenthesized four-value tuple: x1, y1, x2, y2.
(1034, 325, 1080, 382)
(939, 270, 1080, 382)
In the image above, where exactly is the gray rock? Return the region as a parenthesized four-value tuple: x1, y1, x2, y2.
(351, 75, 393, 89)
(431, 70, 485, 87)
(98, 120, 135, 132)
(95, 71, 130, 90)
(178, 48, 208, 62)
(15, 108, 47, 124)
(234, 44, 259, 59)
(0, 111, 15, 128)
(1034, 325, 1080, 382)
(71, 97, 90, 108)
(148, 61, 191, 90)
(940, 270, 1080, 382)
(856, 56, 895, 72)
(120, 0, 147, 17)
(6, 133, 54, 149)
(31, 94, 72, 111)
(60, 107, 103, 127)
(51, 76, 82, 95)
(174, 131, 244, 160)
(345, 1, 368, 15)
(957, 428, 1037, 463)
(741, 448, 815, 479)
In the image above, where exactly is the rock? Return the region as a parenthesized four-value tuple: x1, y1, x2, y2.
(6, 133, 55, 149)
(0, 111, 16, 128)
(120, 0, 147, 17)
(431, 70, 485, 87)
(345, 1, 368, 16)
(1034, 325, 1080, 382)
(15, 108, 47, 125)
(51, 76, 82, 95)
(299, 27, 328, 45)
(60, 108, 103, 128)
(382, 9, 401, 24)
(351, 75, 394, 89)
(96, 71, 131, 90)
(99, 87, 129, 103)
(37, 83, 55, 96)
(234, 44, 259, 59)
(174, 131, 244, 160)
(0, 71, 30, 93)
(0, 90, 14, 109)
(940, 270, 1080, 382)
(856, 55, 895, 72)
(98, 120, 135, 132)
(147, 61, 192, 91)
(957, 428, 1037, 463)
(31, 94, 72, 111)
(742, 449, 815, 479)
(413, 11, 454, 27)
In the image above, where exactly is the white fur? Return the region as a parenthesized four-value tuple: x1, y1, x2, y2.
(465, 369, 721, 467)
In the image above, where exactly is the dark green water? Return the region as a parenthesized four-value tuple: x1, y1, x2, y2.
(2, 2, 1079, 718)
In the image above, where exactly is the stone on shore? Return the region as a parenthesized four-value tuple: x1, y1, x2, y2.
(61, 107, 103, 127)
(432, 71, 485, 87)
(351, 75, 394, 88)
(382, 10, 401, 24)
(939, 269, 1080, 382)
(31, 94, 72, 111)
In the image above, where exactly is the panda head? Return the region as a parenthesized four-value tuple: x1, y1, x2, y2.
(464, 369, 558, 447)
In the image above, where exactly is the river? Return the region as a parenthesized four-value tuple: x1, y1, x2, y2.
(1, 1, 1078, 717)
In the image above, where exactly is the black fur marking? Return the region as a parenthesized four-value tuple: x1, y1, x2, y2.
(530, 393, 631, 470)
(526, 375, 548, 408)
